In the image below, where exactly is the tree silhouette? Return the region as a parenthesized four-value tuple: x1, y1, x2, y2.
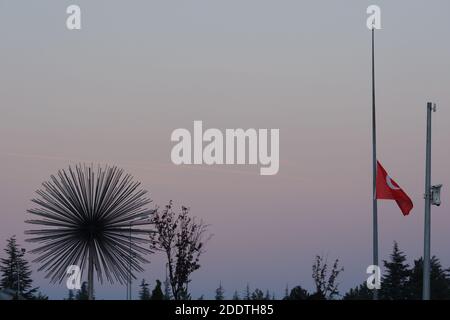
(251, 288, 264, 300)
(215, 282, 225, 300)
(163, 274, 172, 300)
(76, 281, 90, 300)
(380, 242, 409, 300)
(311, 255, 344, 300)
(139, 279, 151, 300)
(287, 286, 310, 300)
(33, 291, 48, 300)
(25, 164, 155, 300)
(150, 201, 210, 300)
(407, 257, 450, 300)
(244, 283, 251, 300)
(343, 283, 372, 300)
(66, 289, 75, 300)
(151, 280, 164, 300)
(0, 236, 37, 299)
(344, 242, 450, 300)
(283, 284, 289, 300)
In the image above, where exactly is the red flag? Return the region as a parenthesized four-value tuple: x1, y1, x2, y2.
(376, 161, 413, 216)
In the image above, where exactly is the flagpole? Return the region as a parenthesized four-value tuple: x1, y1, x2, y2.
(371, 27, 379, 301)
(423, 102, 434, 300)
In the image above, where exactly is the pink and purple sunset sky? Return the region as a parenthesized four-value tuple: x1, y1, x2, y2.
(1, 0, 449, 299)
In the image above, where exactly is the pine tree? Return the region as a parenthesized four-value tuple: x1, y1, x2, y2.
(381, 242, 410, 300)
(343, 283, 372, 300)
(151, 280, 164, 300)
(264, 290, 271, 300)
(66, 290, 75, 300)
(244, 283, 251, 300)
(232, 290, 240, 300)
(0, 236, 37, 299)
(139, 279, 151, 300)
(287, 286, 310, 300)
(163, 274, 172, 300)
(251, 288, 264, 300)
(407, 257, 450, 300)
(76, 282, 90, 300)
(283, 284, 289, 300)
(215, 282, 225, 300)
(33, 292, 48, 300)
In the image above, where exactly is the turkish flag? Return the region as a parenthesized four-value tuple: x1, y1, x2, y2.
(376, 161, 413, 216)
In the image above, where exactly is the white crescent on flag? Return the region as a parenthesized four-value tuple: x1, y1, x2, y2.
(386, 175, 400, 190)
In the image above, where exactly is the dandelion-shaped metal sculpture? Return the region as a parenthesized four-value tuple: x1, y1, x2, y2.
(25, 164, 154, 299)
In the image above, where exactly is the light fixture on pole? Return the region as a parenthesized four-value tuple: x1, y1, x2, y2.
(431, 184, 442, 207)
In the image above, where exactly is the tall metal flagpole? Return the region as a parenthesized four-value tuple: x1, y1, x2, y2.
(371, 27, 379, 301)
(423, 102, 434, 300)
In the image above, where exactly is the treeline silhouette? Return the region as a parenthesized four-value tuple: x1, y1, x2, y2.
(131, 242, 450, 300)
(344, 242, 450, 300)
(2, 233, 450, 300)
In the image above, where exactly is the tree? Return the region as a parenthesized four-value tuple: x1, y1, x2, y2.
(381, 242, 410, 300)
(251, 288, 264, 300)
(232, 290, 240, 300)
(66, 290, 75, 300)
(287, 286, 310, 300)
(264, 290, 271, 300)
(139, 279, 151, 300)
(32, 291, 48, 300)
(244, 283, 251, 300)
(150, 201, 211, 300)
(345, 244, 450, 300)
(76, 282, 90, 300)
(311, 255, 344, 300)
(0, 236, 37, 299)
(343, 283, 372, 300)
(283, 284, 289, 300)
(407, 257, 450, 300)
(151, 280, 164, 300)
(26, 164, 155, 300)
(163, 274, 172, 300)
(215, 282, 225, 300)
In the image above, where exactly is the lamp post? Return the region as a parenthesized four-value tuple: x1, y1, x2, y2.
(422, 102, 443, 300)
(126, 215, 154, 300)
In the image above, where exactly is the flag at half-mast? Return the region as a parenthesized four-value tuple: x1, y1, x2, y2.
(376, 161, 413, 216)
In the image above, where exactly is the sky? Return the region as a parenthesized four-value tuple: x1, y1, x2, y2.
(0, 0, 449, 299)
